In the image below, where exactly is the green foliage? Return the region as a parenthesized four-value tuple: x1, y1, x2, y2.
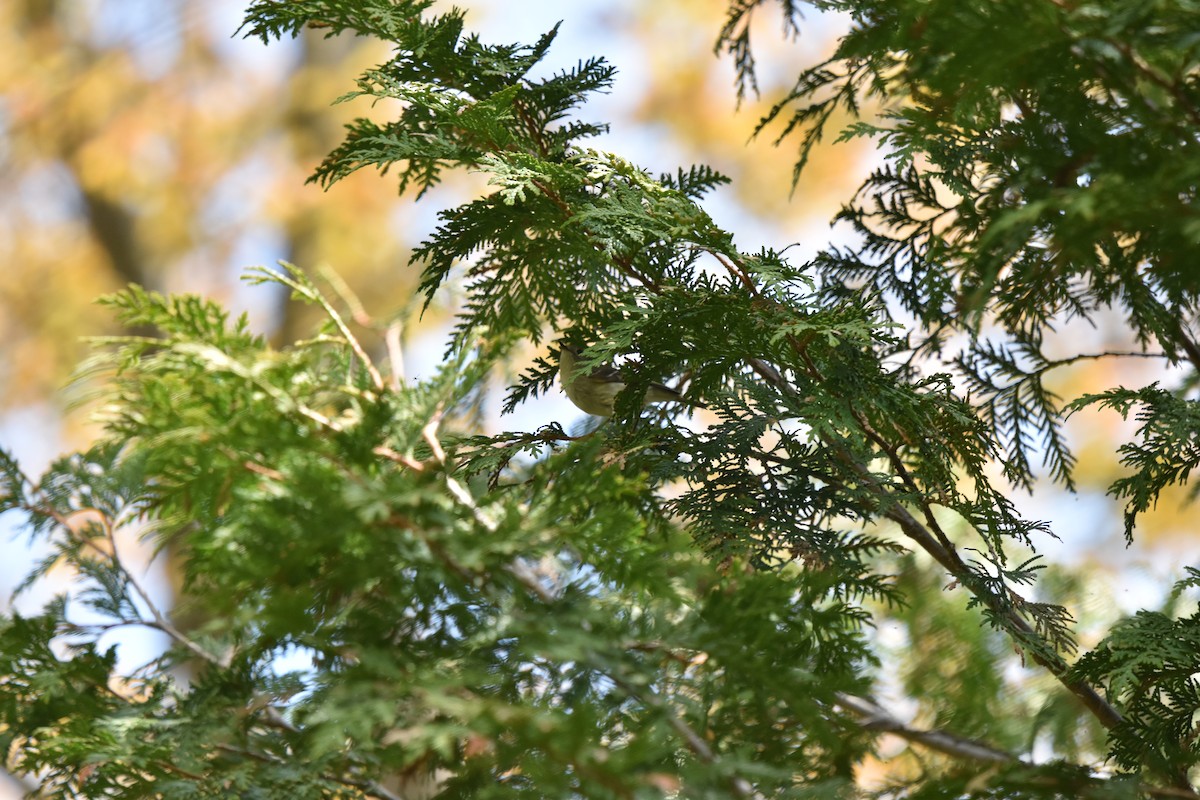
(1072, 582, 1200, 778)
(737, 0, 1200, 494)
(1068, 384, 1200, 541)
(2, 0, 1200, 797)
(0, 264, 877, 797)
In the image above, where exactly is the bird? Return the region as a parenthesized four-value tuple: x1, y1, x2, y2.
(557, 341, 691, 417)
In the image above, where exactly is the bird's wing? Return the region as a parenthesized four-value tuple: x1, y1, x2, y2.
(587, 362, 625, 383)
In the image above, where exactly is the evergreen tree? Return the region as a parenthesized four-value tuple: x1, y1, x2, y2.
(2, 0, 1199, 797)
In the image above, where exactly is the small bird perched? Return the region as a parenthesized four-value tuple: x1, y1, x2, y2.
(557, 342, 689, 417)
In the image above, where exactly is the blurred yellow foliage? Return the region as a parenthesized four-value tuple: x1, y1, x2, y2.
(620, 0, 872, 225)
(0, 3, 457, 414)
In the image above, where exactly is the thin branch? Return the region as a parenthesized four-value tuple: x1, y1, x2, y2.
(707, 248, 762, 298)
(836, 693, 1014, 763)
(420, 411, 559, 604)
(839, 692, 1200, 798)
(1111, 40, 1200, 127)
(607, 674, 754, 800)
(385, 320, 406, 390)
(318, 264, 373, 328)
(879, 501, 1124, 730)
(1041, 349, 1169, 369)
(1168, 318, 1200, 375)
(213, 742, 404, 800)
(24, 492, 231, 674)
(374, 445, 426, 471)
(102, 516, 232, 670)
(270, 264, 386, 392)
(740, 337, 1128, 732)
(19, 496, 227, 675)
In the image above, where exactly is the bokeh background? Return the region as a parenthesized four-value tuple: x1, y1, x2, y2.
(0, 0, 1191, 794)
